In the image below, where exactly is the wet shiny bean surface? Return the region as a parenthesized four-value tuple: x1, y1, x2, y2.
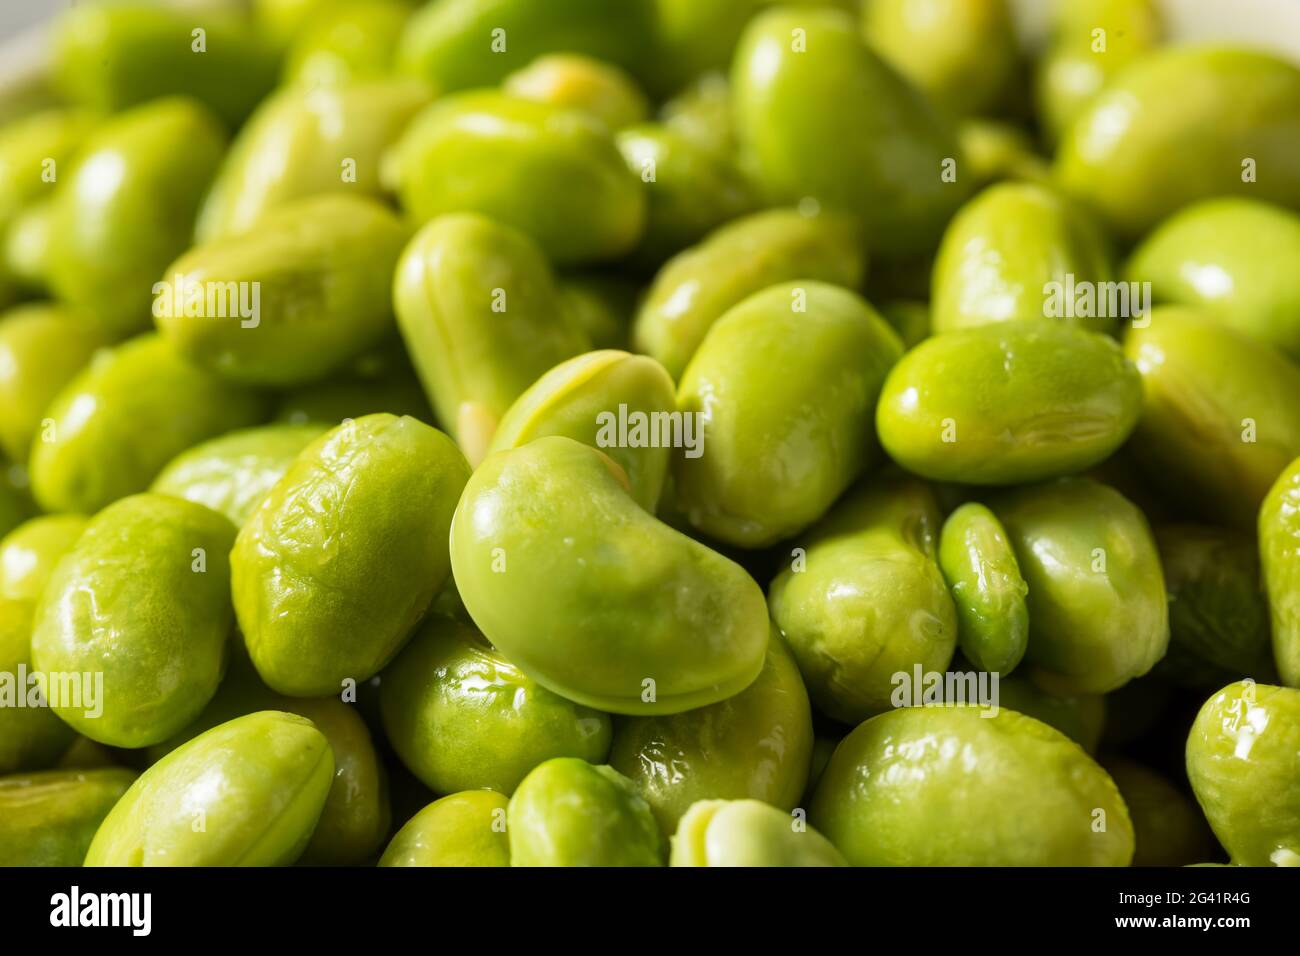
(2, 0, 1297, 872)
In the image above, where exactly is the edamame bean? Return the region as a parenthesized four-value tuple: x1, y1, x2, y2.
(0, 768, 136, 866)
(392, 213, 590, 465)
(1260, 458, 1300, 688)
(1124, 307, 1300, 529)
(45, 98, 227, 335)
(379, 791, 511, 867)
(1055, 47, 1300, 239)
(861, 0, 1020, 118)
(676, 281, 903, 547)
(938, 502, 1029, 675)
(234, 414, 470, 696)
(84, 711, 334, 867)
(876, 321, 1142, 484)
(1126, 198, 1300, 359)
(31, 494, 236, 748)
(0, 108, 98, 218)
(289, 698, 391, 866)
(609, 629, 813, 833)
(992, 478, 1168, 695)
(670, 798, 846, 867)
(158, 194, 409, 386)
(507, 758, 664, 867)
(397, 0, 657, 94)
(149, 423, 329, 528)
(504, 55, 649, 131)
(811, 706, 1134, 866)
(451, 436, 769, 715)
(0, 599, 76, 774)
(52, 2, 278, 128)
(1186, 681, 1300, 867)
(1034, 0, 1164, 144)
(148, 655, 391, 868)
(196, 80, 432, 242)
(731, 7, 968, 256)
(930, 182, 1116, 335)
(616, 122, 755, 268)
(281, 0, 413, 89)
(28, 333, 269, 515)
(391, 91, 645, 264)
(632, 208, 866, 379)
(768, 479, 957, 724)
(0, 304, 112, 463)
(488, 350, 676, 512)
(380, 615, 612, 795)
(0, 514, 87, 604)
(3, 198, 56, 291)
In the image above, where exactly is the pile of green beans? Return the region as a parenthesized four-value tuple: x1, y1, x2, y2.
(1, 0, 1298, 869)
